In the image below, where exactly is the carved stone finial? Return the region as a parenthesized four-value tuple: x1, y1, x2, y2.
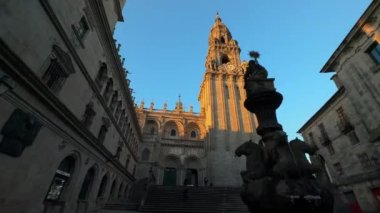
(149, 101, 154, 110)
(139, 99, 145, 109)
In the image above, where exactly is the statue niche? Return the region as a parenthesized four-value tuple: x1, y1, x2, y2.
(0, 109, 42, 157)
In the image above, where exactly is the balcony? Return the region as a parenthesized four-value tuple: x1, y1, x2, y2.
(160, 138, 204, 148)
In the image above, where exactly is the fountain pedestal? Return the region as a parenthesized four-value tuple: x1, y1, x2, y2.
(235, 54, 334, 213)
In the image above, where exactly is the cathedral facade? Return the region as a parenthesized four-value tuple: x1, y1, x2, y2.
(136, 15, 259, 187)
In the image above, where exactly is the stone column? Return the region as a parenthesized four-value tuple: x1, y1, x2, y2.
(215, 74, 227, 130)
(226, 75, 239, 131)
(237, 75, 253, 134)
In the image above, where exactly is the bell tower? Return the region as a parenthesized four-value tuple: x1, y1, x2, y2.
(198, 14, 259, 186)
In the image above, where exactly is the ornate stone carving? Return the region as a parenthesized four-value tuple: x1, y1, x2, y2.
(235, 51, 333, 213)
(0, 109, 42, 157)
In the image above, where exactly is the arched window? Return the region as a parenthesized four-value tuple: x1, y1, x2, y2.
(95, 63, 107, 89)
(170, 129, 176, 137)
(142, 149, 150, 161)
(221, 55, 229, 64)
(45, 156, 75, 201)
(103, 79, 113, 102)
(97, 175, 108, 198)
(220, 37, 225, 44)
(190, 131, 197, 138)
(78, 167, 96, 200)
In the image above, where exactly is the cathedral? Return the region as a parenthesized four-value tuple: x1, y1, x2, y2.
(136, 14, 259, 187)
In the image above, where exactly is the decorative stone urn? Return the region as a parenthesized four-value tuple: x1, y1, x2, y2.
(235, 51, 334, 213)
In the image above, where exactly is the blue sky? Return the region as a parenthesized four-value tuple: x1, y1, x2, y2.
(115, 0, 372, 139)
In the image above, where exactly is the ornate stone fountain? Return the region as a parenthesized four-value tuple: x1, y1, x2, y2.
(235, 51, 334, 213)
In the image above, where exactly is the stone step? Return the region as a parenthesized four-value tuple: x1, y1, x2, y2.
(139, 185, 249, 213)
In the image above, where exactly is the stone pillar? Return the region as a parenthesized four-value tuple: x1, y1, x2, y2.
(226, 75, 239, 131)
(237, 75, 253, 134)
(215, 74, 227, 130)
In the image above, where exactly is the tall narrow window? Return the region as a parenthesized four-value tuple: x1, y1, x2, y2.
(190, 131, 197, 138)
(170, 129, 176, 137)
(82, 102, 96, 128)
(318, 123, 330, 145)
(95, 63, 107, 89)
(73, 16, 89, 44)
(77, 17, 89, 39)
(109, 91, 118, 111)
(368, 41, 380, 64)
(103, 79, 113, 102)
(45, 156, 75, 201)
(333, 162, 344, 176)
(42, 46, 75, 94)
(308, 132, 316, 146)
(336, 107, 353, 133)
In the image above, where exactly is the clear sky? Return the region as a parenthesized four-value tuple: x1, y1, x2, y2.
(114, 0, 372, 140)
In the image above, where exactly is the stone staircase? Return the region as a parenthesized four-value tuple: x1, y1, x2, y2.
(103, 200, 140, 211)
(139, 185, 250, 212)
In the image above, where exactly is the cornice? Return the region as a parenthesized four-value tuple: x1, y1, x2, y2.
(0, 38, 135, 181)
(321, 0, 380, 73)
(91, 0, 142, 142)
(38, 0, 138, 161)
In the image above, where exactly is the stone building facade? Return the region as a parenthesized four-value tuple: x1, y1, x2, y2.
(136, 15, 259, 187)
(0, 1, 141, 213)
(298, 1, 380, 212)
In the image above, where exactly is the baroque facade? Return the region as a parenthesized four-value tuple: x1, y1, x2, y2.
(0, 1, 141, 213)
(136, 15, 259, 187)
(298, 1, 380, 212)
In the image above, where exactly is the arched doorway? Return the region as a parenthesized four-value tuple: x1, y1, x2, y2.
(162, 155, 180, 186)
(185, 169, 198, 186)
(163, 167, 177, 186)
(77, 166, 96, 213)
(44, 156, 76, 213)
